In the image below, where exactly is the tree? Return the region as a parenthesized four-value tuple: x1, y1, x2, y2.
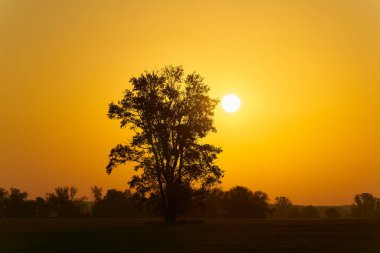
(198, 188, 226, 218)
(4, 188, 35, 218)
(91, 186, 103, 217)
(0, 188, 8, 218)
(107, 65, 223, 223)
(351, 193, 379, 218)
(91, 186, 103, 202)
(251, 190, 271, 218)
(46, 187, 87, 218)
(0, 188, 36, 218)
(92, 189, 142, 218)
(274, 196, 293, 219)
(223, 186, 270, 218)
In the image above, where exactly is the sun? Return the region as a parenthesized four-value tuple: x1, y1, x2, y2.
(221, 94, 240, 113)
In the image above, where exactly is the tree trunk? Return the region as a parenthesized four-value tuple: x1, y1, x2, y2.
(155, 167, 169, 224)
(164, 182, 177, 224)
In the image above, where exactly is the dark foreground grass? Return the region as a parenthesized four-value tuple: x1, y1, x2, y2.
(0, 219, 379, 253)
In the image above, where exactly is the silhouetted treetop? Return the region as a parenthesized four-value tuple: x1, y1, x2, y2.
(351, 192, 380, 218)
(224, 186, 271, 218)
(46, 187, 87, 218)
(274, 196, 294, 219)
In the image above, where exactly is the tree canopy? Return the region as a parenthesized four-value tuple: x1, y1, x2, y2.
(106, 65, 223, 223)
(351, 193, 380, 218)
(223, 186, 271, 218)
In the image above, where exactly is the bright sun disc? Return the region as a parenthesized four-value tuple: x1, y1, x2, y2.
(222, 94, 240, 113)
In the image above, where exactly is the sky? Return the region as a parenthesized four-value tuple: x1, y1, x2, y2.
(1, 0, 380, 205)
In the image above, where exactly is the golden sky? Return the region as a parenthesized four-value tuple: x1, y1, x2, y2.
(1, 0, 380, 205)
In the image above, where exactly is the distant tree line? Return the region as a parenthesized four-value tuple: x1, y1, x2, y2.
(0, 187, 89, 218)
(0, 186, 379, 219)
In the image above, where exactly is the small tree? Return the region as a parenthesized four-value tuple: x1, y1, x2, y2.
(46, 187, 87, 218)
(274, 196, 293, 219)
(351, 193, 378, 218)
(4, 188, 34, 218)
(92, 189, 137, 218)
(107, 66, 223, 223)
(199, 188, 225, 218)
(223, 186, 270, 218)
(251, 191, 271, 218)
(91, 186, 103, 202)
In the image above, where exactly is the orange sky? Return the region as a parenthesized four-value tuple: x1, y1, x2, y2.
(1, 0, 380, 205)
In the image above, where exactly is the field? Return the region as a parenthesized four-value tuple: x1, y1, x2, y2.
(1, 219, 380, 253)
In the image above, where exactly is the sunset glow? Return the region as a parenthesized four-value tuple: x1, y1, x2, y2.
(1, 0, 380, 206)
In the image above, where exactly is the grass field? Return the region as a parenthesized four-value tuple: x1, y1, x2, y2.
(1, 219, 379, 253)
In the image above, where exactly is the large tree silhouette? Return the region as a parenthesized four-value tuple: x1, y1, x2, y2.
(107, 65, 223, 223)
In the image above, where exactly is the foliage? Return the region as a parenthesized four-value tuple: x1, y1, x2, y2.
(106, 65, 223, 223)
(223, 186, 271, 218)
(3, 188, 35, 218)
(92, 189, 143, 218)
(196, 188, 226, 217)
(1, 186, 379, 220)
(0, 188, 8, 218)
(91, 186, 103, 202)
(273, 196, 294, 219)
(351, 193, 380, 218)
(46, 187, 87, 218)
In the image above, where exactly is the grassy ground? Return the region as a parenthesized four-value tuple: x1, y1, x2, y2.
(0, 219, 379, 253)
